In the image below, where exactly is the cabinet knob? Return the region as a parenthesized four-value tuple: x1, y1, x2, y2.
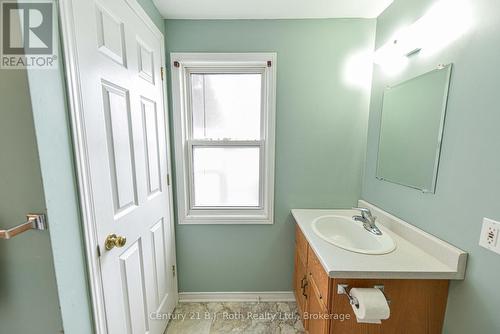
(300, 277, 307, 288)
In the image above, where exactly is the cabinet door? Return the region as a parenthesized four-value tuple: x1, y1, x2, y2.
(294, 243, 308, 326)
(330, 279, 449, 334)
(307, 247, 329, 310)
(307, 279, 329, 334)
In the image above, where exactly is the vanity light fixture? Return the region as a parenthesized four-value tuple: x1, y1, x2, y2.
(374, 0, 474, 74)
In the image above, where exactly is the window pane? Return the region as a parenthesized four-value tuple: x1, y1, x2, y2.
(193, 147, 260, 207)
(191, 73, 262, 140)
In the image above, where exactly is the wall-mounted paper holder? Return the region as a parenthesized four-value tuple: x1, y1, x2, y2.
(337, 284, 391, 309)
(0, 214, 47, 239)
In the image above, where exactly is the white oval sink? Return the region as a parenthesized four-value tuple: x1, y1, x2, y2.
(312, 215, 396, 255)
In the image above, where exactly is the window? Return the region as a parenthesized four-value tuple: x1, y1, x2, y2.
(171, 53, 276, 224)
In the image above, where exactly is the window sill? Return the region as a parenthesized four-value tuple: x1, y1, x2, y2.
(180, 215, 274, 225)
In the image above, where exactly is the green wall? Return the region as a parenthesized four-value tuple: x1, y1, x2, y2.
(136, 0, 164, 32)
(0, 66, 63, 333)
(165, 19, 376, 292)
(26, 32, 95, 334)
(362, 0, 500, 332)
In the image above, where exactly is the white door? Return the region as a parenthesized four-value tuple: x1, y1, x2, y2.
(66, 0, 177, 333)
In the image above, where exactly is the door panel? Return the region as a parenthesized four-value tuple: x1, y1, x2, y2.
(96, 4, 127, 66)
(120, 240, 149, 334)
(141, 97, 162, 197)
(150, 219, 168, 305)
(68, 0, 177, 333)
(137, 41, 155, 83)
(101, 81, 138, 213)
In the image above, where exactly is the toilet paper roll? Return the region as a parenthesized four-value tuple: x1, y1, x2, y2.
(350, 288, 390, 324)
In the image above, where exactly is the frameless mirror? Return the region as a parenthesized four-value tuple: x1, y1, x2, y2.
(376, 64, 452, 193)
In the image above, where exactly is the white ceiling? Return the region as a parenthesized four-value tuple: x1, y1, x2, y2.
(154, 0, 394, 20)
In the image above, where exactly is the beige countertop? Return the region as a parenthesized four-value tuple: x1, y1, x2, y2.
(291, 200, 467, 280)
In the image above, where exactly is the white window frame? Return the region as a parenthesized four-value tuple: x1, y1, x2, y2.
(171, 53, 276, 224)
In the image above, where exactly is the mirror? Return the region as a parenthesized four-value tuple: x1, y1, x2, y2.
(376, 64, 452, 193)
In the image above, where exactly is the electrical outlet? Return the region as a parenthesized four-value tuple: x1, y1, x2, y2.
(479, 218, 500, 254)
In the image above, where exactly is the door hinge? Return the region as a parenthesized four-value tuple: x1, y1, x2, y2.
(172, 265, 176, 277)
(97, 245, 101, 257)
(160, 67, 164, 81)
(167, 174, 170, 186)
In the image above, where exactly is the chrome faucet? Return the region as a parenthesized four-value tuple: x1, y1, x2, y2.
(352, 207, 383, 236)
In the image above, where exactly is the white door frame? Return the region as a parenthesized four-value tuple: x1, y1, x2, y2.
(58, 1, 177, 333)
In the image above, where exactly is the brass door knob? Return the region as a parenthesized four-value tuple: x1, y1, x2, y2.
(105, 234, 127, 250)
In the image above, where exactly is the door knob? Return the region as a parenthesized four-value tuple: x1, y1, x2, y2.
(105, 234, 127, 250)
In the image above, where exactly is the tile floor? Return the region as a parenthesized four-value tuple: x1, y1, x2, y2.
(164, 302, 305, 334)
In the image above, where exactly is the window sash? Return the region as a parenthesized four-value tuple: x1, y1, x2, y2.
(184, 67, 267, 141)
(187, 140, 265, 211)
(184, 68, 268, 211)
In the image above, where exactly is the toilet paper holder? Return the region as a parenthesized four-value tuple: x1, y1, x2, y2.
(337, 284, 391, 309)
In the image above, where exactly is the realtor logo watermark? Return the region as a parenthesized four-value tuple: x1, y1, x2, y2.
(1, 0, 57, 69)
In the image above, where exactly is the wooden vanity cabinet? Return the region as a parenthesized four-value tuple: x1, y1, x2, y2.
(306, 239, 332, 334)
(294, 225, 450, 334)
(294, 225, 309, 323)
(294, 225, 330, 333)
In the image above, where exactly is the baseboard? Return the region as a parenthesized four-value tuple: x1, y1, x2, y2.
(178, 291, 296, 303)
